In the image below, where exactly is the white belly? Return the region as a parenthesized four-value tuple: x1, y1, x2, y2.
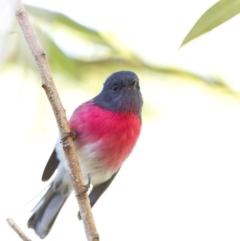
(55, 139, 117, 186)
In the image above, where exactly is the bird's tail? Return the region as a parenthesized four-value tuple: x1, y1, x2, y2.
(27, 182, 71, 239)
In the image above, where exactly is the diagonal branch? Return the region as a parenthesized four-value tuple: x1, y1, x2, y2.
(14, 1, 99, 241)
(6, 218, 32, 241)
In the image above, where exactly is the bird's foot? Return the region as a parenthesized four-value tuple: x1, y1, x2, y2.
(61, 131, 76, 141)
(75, 174, 91, 196)
(77, 175, 92, 220)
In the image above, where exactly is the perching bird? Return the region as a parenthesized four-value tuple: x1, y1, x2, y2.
(27, 70, 143, 238)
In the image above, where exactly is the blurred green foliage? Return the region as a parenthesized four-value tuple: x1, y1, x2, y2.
(4, 4, 240, 96)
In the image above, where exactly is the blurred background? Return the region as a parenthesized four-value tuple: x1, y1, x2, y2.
(1, 0, 240, 240)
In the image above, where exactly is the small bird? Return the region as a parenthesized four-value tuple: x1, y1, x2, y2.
(27, 70, 143, 239)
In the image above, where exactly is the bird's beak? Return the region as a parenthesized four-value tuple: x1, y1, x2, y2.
(128, 79, 137, 89)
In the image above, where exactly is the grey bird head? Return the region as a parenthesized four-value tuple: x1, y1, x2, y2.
(94, 71, 143, 117)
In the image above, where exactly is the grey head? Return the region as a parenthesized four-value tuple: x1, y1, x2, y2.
(94, 71, 143, 117)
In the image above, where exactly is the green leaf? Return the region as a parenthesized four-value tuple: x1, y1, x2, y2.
(180, 0, 240, 47)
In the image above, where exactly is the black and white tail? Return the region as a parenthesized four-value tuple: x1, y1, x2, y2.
(27, 181, 71, 239)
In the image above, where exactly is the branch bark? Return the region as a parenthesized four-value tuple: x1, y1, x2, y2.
(14, 1, 99, 241)
(6, 218, 32, 241)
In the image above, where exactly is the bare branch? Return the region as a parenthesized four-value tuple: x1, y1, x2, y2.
(14, 1, 99, 240)
(6, 218, 32, 241)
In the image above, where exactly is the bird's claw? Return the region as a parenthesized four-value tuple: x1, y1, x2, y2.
(75, 185, 89, 196)
(75, 174, 91, 197)
(61, 131, 76, 142)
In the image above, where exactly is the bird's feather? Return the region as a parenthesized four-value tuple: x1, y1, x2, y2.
(42, 149, 59, 181)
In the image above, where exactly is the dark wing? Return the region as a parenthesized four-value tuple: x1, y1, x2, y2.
(42, 149, 59, 181)
(78, 169, 120, 220)
(90, 169, 120, 207)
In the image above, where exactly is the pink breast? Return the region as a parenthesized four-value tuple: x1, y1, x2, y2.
(69, 101, 142, 170)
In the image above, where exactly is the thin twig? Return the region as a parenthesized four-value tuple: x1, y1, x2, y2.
(14, 1, 99, 241)
(6, 218, 32, 241)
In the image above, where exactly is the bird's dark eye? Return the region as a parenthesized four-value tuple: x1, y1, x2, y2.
(112, 84, 118, 92)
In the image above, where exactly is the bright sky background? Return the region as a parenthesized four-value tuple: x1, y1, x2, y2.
(2, 1, 240, 241)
